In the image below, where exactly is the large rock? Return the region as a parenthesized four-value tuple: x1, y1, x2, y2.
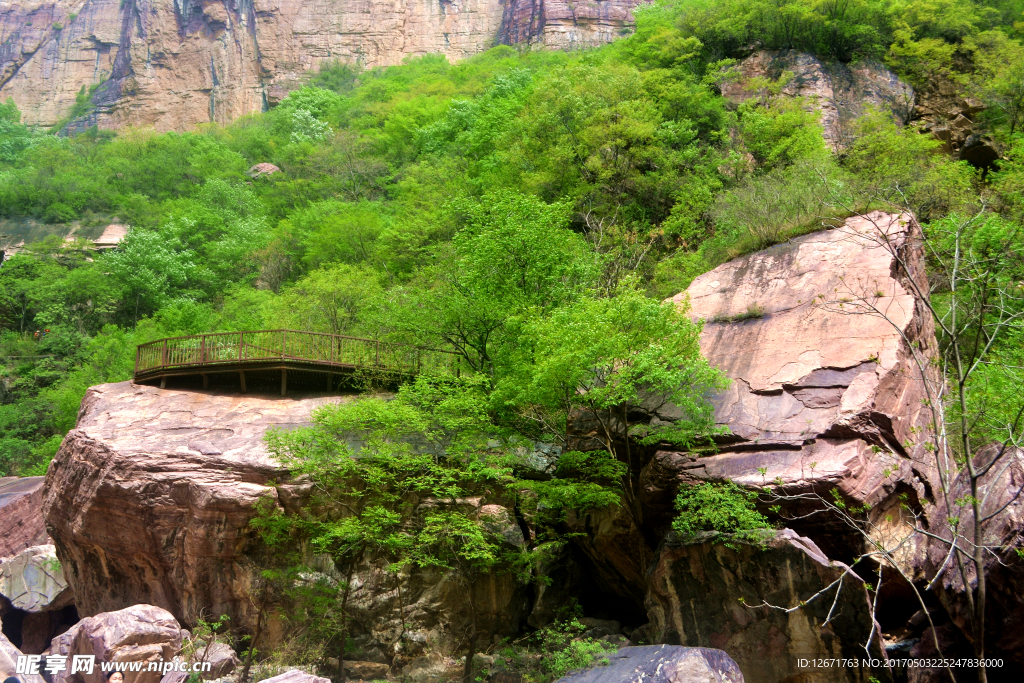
(721, 50, 914, 150)
(0, 0, 644, 131)
(43, 382, 530, 657)
(42, 382, 340, 629)
(922, 444, 1024, 669)
(645, 530, 882, 683)
(0, 544, 71, 612)
(555, 644, 744, 683)
(49, 604, 184, 683)
(0, 630, 46, 683)
(661, 212, 940, 565)
(0, 477, 49, 558)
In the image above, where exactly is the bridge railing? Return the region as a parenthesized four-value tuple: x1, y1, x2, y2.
(135, 330, 464, 378)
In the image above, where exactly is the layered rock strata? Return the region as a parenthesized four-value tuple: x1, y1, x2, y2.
(0, 477, 49, 557)
(0, 0, 643, 131)
(660, 212, 939, 565)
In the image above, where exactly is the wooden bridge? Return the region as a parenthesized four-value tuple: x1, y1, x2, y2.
(134, 329, 464, 394)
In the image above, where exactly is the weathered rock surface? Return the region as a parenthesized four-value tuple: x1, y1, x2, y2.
(0, 0, 643, 131)
(260, 671, 330, 683)
(49, 604, 185, 683)
(43, 381, 340, 628)
(922, 444, 1024, 669)
(191, 640, 240, 678)
(0, 544, 71, 612)
(661, 212, 939, 564)
(0, 477, 49, 558)
(43, 381, 530, 657)
(645, 530, 880, 683)
(0, 630, 46, 683)
(555, 644, 744, 683)
(721, 50, 914, 150)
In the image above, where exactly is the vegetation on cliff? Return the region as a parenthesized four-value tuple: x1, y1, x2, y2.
(2, 0, 1023, 679)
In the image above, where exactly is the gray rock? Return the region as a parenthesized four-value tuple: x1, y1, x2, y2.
(258, 671, 331, 683)
(555, 645, 743, 683)
(0, 544, 71, 612)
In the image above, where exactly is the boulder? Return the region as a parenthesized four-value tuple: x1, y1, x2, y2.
(49, 604, 184, 683)
(0, 630, 46, 683)
(0, 477, 49, 558)
(922, 444, 1024, 669)
(0, 544, 72, 612)
(720, 50, 913, 150)
(258, 671, 331, 683)
(42, 382, 341, 629)
(660, 212, 940, 567)
(554, 644, 744, 683)
(43, 382, 530, 657)
(645, 530, 882, 683)
(247, 164, 281, 180)
(191, 640, 240, 678)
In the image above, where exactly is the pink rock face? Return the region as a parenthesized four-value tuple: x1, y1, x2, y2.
(0, 476, 50, 558)
(49, 604, 185, 683)
(0, 0, 642, 131)
(660, 212, 940, 563)
(42, 382, 341, 627)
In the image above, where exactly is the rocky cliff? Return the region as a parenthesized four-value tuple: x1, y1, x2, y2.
(0, 0, 642, 131)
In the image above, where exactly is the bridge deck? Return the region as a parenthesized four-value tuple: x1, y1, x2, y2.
(134, 329, 464, 394)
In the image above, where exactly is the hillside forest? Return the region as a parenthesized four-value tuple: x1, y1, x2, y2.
(2, 0, 1024, 678)
(0, 0, 1019, 476)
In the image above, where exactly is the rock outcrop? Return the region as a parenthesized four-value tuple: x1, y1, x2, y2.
(0, 0, 643, 131)
(0, 477, 49, 558)
(922, 444, 1024, 670)
(43, 382, 530, 659)
(645, 531, 881, 683)
(721, 50, 913, 150)
(661, 212, 939, 566)
(554, 645, 744, 683)
(50, 604, 185, 683)
(43, 382, 339, 628)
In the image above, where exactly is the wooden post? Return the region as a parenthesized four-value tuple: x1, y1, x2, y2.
(238, 332, 244, 361)
(202, 373, 209, 389)
(281, 368, 287, 397)
(239, 371, 246, 393)
(282, 330, 287, 360)
(162, 339, 168, 367)
(201, 335, 206, 364)
(160, 376, 166, 389)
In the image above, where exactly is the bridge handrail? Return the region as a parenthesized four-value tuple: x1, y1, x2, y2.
(134, 329, 464, 378)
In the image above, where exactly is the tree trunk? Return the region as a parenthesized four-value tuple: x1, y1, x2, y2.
(462, 582, 478, 683)
(239, 604, 265, 683)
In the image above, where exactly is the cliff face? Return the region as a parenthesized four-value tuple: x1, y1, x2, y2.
(0, 0, 643, 131)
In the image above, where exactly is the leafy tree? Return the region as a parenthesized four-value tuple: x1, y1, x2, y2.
(103, 228, 194, 323)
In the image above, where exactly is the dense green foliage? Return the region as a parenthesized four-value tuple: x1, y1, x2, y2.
(0, 0, 1021, 533)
